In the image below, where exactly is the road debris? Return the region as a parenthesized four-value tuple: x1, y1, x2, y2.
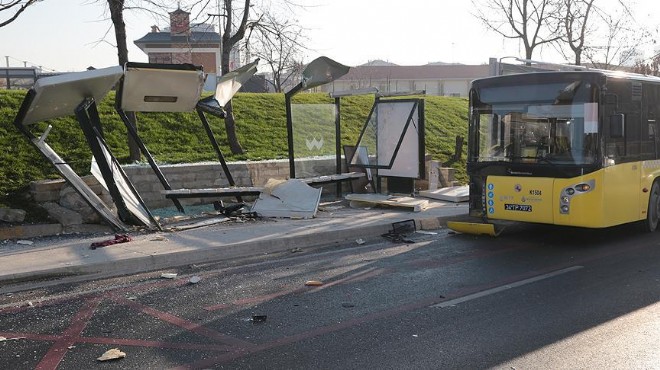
(16, 240, 33, 245)
(189, 276, 201, 284)
(305, 280, 323, 287)
(341, 302, 355, 308)
(97, 348, 126, 362)
(161, 273, 177, 279)
(381, 219, 416, 243)
(355, 238, 365, 245)
(290, 247, 303, 253)
(90, 234, 132, 250)
(0, 336, 25, 342)
(251, 315, 267, 323)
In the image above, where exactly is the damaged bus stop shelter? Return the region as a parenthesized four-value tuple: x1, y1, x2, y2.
(284, 56, 369, 196)
(12, 60, 261, 231)
(12, 66, 161, 232)
(114, 60, 262, 210)
(346, 90, 427, 195)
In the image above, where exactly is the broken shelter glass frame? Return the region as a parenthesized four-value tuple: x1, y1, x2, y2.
(348, 97, 426, 179)
(115, 61, 262, 209)
(12, 66, 159, 231)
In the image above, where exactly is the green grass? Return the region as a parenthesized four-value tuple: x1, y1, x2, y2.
(0, 90, 468, 220)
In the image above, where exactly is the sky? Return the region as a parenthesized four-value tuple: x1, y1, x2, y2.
(1, 0, 659, 73)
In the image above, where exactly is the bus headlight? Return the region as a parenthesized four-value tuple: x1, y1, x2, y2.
(575, 183, 591, 192)
(561, 196, 570, 204)
(560, 205, 569, 213)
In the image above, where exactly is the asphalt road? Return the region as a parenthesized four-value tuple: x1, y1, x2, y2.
(0, 222, 658, 369)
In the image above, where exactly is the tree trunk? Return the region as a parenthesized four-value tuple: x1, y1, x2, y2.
(107, 0, 141, 162)
(220, 0, 249, 155)
(223, 100, 243, 154)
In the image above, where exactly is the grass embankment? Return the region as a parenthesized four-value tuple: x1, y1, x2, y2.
(0, 90, 468, 221)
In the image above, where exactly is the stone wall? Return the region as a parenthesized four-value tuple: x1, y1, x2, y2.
(28, 158, 456, 226)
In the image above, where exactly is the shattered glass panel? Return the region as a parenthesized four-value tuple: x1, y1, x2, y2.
(377, 101, 420, 178)
(350, 100, 421, 178)
(350, 111, 378, 167)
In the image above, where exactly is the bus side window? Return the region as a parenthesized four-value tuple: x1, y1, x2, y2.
(610, 114, 625, 138)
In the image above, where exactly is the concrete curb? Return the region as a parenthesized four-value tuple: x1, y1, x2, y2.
(0, 223, 113, 240)
(0, 214, 460, 287)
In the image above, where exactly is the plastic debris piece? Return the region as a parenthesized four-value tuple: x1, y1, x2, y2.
(251, 315, 267, 323)
(416, 230, 438, 235)
(160, 273, 177, 279)
(0, 336, 25, 342)
(150, 235, 168, 242)
(189, 276, 201, 284)
(341, 302, 355, 308)
(16, 240, 33, 245)
(290, 247, 302, 253)
(305, 280, 323, 287)
(27, 301, 34, 307)
(355, 238, 365, 245)
(97, 348, 126, 362)
(90, 234, 132, 250)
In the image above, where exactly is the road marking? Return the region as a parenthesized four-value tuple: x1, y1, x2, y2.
(431, 265, 584, 308)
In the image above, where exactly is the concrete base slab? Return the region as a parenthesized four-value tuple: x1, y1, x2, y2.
(419, 185, 469, 202)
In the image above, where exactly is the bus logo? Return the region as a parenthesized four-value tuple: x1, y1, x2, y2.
(514, 184, 522, 192)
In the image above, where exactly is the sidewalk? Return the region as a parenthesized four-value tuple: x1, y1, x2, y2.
(0, 199, 468, 289)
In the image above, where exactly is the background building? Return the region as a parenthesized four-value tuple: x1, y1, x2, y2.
(133, 8, 240, 90)
(320, 60, 491, 97)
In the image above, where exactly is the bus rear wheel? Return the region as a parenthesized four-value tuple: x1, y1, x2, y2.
(644, 181, 660, 232)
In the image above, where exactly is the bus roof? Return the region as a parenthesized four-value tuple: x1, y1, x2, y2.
(472, 70, 660, 87)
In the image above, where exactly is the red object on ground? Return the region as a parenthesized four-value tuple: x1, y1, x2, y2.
(90, 234, 132, 249)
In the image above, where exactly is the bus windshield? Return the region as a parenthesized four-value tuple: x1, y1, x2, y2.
(472, 80, 599, 165)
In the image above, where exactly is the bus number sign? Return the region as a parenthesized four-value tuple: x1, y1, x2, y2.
(504, 204, 532, 212)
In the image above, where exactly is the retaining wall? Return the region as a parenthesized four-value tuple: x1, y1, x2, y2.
(28, 158, 456, 225)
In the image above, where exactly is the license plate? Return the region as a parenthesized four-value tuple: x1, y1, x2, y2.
(504, 204, 532, 212)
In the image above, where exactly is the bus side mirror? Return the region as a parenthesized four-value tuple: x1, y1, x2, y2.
(610, 114, 625, 138)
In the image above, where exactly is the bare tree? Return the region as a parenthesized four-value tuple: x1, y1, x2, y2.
(244, 12, 305, 92)
(99, 0, 303, 154)
(581, 2, 651, 70)
(0, 0, 40, 27)
(217, 0, 251, 154)
(557, 0, 594, 65)
(106, 0, 141, 161)
(633, 53, 660, 76)
(472, 0, 563, 61)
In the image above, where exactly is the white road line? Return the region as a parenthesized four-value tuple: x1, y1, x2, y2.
(431, 265, 584, 308)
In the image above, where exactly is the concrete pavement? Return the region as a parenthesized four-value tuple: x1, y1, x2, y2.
(0, 199, 468, 290)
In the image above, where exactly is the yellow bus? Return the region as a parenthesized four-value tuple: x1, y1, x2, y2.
(466, 70, 660, 231)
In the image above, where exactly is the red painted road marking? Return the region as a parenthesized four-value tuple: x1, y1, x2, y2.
(110, 295, 255, 349)
(35, 295, 102, 370)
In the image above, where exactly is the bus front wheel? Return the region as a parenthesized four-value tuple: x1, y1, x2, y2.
(644, 181, 660, 232)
